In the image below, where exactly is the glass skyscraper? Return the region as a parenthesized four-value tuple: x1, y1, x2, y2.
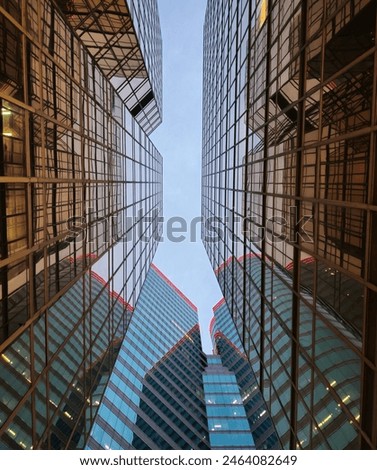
(0, 0, 163, 449)
(87, 264, 210, 450)
(211, 298, 280, 450)
(202, 0, 377, 449)
(88, 264, 277, 450)
(204, 355, 255, 450)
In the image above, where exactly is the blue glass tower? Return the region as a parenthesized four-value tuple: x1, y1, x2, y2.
(204, 356, 255, 449)
(210, 299, 280, 450)
(86, 265, 266, 450)
(86, 265, 210, 450)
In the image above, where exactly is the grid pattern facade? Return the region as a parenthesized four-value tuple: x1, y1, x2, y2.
(202, 0, 377, 449)
(211, 300, 280, 450)
(126, 0, 163, 129)
(57, 0, 163, 134)
(86, 266, 210, 450)
(0, 0, 163, 449)
(213, 258, 362, 449)
(0, 269, 131, 449)
(204, 355, 255, 449)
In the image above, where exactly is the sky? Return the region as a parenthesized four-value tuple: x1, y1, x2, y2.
(150, 0, 222, 353)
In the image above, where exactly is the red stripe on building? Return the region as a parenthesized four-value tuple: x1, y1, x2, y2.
(214, 256, 233, 275)
(286, 256, 316, 271)
(151, 264, 198, 313)
(237, 252, 259, 263)
(68, 253, 134, 311)
(69, 253, 98, 263)
(213, 332, 247, 360)
(215, 253, 262, 275)
(209, 316, 216, 335)
(212, 298, 226, 313)
(90, 271, 134, 312)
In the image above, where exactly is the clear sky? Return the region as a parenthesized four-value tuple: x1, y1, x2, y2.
(151, 0, 222, 353)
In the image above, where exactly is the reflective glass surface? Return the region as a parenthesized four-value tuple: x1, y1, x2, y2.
(0, 0, 163, 449)
(202, 0, 377, 449)
(87, 267, 210, 450)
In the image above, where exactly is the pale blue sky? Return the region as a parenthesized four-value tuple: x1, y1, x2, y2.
(151, 0, 222, 353)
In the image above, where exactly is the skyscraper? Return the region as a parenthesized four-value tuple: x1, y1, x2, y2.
(88, 264, 280, 450)
(87, 264, 210, 450)
(204, 355, 256, 450)
(211, 298, 280, 450)
(0, 0, 163, 449)
(202, 0, 377, 449)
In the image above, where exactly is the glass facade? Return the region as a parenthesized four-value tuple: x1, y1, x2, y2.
(204, 355, 255, 450)
(202, 0, 377, 449)
(87, 265, 210, 450)
(56, 0, 162, 134)
(0, 267, 133, 450)
(0, 0, 163, 449)
(211, 299, 280, 450)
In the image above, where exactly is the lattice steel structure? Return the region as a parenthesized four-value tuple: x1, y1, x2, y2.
(202, 0, 377, 449)
(56, 0, 162, 134)
(0, 0, 163, 449)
